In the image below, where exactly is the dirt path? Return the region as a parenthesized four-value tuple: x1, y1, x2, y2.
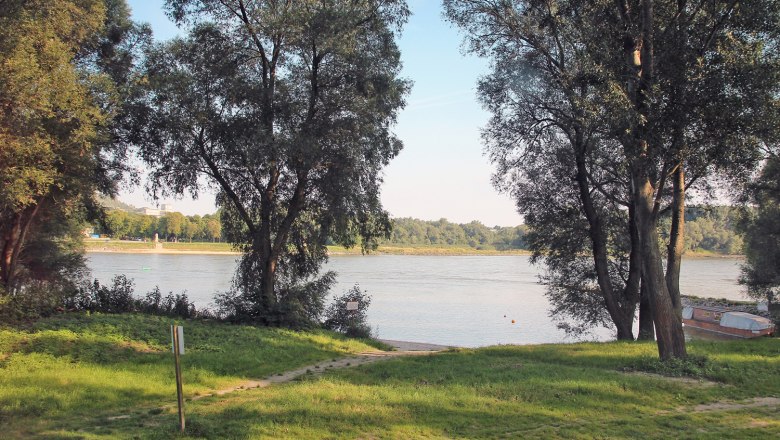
(194, 342, 450, 401)
(691, 397, 780, 412)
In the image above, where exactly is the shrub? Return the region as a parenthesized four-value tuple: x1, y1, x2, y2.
(323, 284, 373, 339)
(64, 275, 200, 319)
(215, 271, 334, 328)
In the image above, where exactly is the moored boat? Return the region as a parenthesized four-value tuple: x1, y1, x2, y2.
(682, 305, 775, 338)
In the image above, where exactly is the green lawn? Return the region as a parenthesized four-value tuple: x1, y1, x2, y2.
(0, 313, 380, 437)
(3, 314, 778, 439)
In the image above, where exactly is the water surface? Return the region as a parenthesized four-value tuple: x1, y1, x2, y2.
(87, 253, 746, 347)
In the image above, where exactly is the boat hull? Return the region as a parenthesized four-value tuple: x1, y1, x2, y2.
(683, 318, 775, 338)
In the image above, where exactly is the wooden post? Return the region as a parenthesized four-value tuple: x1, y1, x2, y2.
(171, 325, 185, 432)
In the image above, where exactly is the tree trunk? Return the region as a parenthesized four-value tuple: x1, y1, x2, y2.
(1, 203, 41, 291)
(574, 137, 634, 340)
(1, 214, 22, 290)
(634, 172, 687, 359)
(638, 280, 655, 340)
(617, 0, 686, 359)
(665, 163, 684, 316)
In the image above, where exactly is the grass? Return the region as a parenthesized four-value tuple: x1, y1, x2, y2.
(3, 314, 778, 439)
(0, 313, 380, 437)
(131, 339, 780, 439)
(160, 242, 236, 252)
(84, 239, 156, 251)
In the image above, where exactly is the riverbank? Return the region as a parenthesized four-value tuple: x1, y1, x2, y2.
(84, 239, 531, 256)
(2, 313, 777, 438)
(84, 239, 741, 258)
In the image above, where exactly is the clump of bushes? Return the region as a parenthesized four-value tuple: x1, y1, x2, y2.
(323, 284, 373, 339)
(65, 275, 201, 319)
(626, 354, 715, 378)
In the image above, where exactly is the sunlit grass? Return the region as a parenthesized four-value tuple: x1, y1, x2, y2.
(0, 313, 379, 437)
(3, 313, 778, 438)
(121, 338, 779, 439)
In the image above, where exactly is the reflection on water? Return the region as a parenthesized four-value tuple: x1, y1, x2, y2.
(86, 253, 747, 347)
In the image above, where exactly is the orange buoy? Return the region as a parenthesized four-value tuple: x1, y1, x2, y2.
(511, 319, 516, 324)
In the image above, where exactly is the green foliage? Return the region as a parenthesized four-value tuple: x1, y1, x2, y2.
(385, 218, 527, 250)
(96, 208, 224, 242)
(323, 285, 373, 339)
(66, 275, 200, 319)
(132, 0, 410, 326)
(0, 0, 148, 303)
(659, 206, 745, 255)
(215, 272, 334, 329)
(740, 157, 780, 304)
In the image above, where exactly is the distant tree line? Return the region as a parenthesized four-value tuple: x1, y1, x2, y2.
(96, 210, 222, 242)
(378, 218, 528, 250)
(96, 207, 744, 255)
(661, 206, 744, 256)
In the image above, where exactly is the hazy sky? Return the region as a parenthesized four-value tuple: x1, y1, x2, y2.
(123, 0, 522, 226)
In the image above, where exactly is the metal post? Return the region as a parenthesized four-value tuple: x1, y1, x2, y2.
(172, 325, 185, 432)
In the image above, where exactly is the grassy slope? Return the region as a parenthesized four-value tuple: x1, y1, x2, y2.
(0, 313, 380, 437)
(121, 339, 778, 439)
(3, 315, 778, 439)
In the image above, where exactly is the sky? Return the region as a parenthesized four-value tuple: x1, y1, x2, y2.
(123, 0, 522, 227)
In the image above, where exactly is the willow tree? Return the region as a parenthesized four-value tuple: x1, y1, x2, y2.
(445, 0, 643, 340)
(134, 0, 409, 326)
(447, 0, 780, 359)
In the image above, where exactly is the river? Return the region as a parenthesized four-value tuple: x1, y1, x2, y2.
(86, 253, 746, 347)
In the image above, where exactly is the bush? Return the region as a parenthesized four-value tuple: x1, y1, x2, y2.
(323, 284, 373, 339)
(64, 275, 200, 319)
(215, 271, 334, 329)
(0, 280, 72, 323)
(627, 354, 715, 378)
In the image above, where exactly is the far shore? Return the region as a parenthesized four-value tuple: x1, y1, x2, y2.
(86, 248, 242, 255)
(84, 241, 742, 258)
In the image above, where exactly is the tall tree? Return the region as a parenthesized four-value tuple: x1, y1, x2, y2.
(444, 0, 641, 340)
(134, 0, 409, 325)
(446, 0, 780, 358)
(0, 0, 146, 293)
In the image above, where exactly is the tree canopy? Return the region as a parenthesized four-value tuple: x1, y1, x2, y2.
(445, 0, 780, 359)
(740, 157, 780, 305)
(133, 0, 410, 326)
(0, 0, 147, 295)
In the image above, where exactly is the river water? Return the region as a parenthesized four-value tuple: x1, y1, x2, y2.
(86, 253, 746, 347)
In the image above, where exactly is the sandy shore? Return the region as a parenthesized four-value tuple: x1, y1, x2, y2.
(86, 248, 241, 255)
(378, 339, 455, 351)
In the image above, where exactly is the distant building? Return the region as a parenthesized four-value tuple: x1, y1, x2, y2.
(139, 204, 175, 218)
